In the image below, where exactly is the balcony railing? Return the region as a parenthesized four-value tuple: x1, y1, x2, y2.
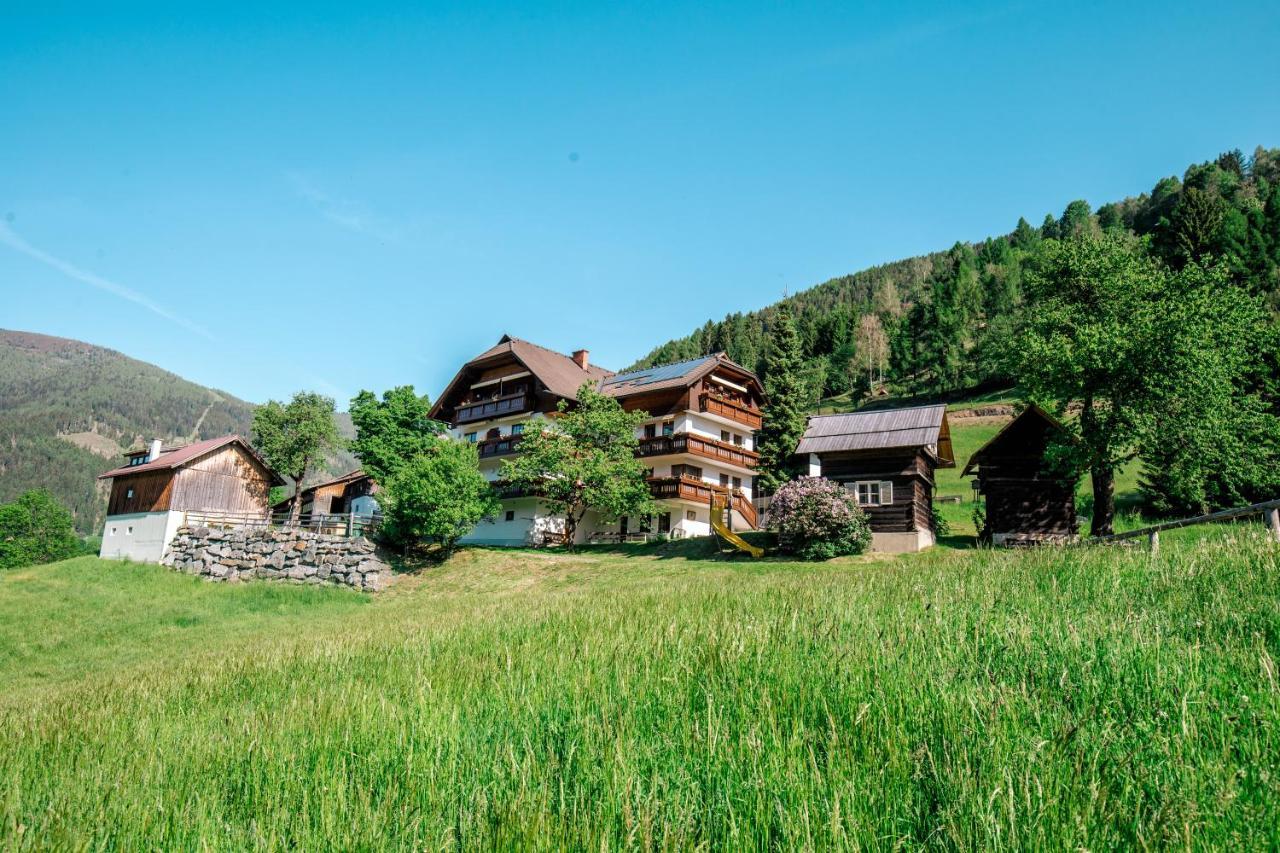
(646, 476, 758, 529)
(455, 392, 535, 425)
(699, 393, 762, 429)
(635, 432, 758, 468)
(477, 434, 523, 459)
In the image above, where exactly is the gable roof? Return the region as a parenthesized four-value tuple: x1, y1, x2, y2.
(960, 403, 1071, 477)
(429, 335, 614, 419)
(302, 468, 374, 494)
(600, 352, 761, 397)
(797, 404, 954, 466)
(97, 434, 285, 484)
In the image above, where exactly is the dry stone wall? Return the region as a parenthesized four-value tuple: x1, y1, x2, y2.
(162, 526, 391, 592)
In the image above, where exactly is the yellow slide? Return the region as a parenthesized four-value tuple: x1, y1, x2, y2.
(710, 498, 764, 557)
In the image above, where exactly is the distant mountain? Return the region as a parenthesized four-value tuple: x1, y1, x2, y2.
(0, 330, 355, 533)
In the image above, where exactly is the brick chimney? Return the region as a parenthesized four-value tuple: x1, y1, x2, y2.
(572, 349, 589, 369)
(147, 438, 163, 462)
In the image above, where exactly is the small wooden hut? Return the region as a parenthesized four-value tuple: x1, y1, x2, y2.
(797, 404, 954, 552)
(962, 405, 1078, 545)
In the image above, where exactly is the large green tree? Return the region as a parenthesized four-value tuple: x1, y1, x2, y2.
(348, 386, 446, 485)
(380, 440, 499, 553)
(1013, 233, 1274, 535)
(500, 384, 653, 550)
(755, 302, 808, 493)
(0, 490, 81, 569)
(252, 392, 340, 524)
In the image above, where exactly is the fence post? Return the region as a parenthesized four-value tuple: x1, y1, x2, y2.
(1148, 530, 1159, 556)
(347, 512, 353, 538)
(1267, 507, 1280, 543)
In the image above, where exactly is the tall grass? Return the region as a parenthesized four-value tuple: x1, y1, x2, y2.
(2, 533, 1278, 848)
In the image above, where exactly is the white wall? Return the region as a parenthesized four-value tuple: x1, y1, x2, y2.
(99, 511, 184, 563)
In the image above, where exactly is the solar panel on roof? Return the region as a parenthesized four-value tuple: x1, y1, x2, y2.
(602, 356, 710, 388)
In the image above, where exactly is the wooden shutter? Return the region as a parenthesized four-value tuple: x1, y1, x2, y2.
(879, 481, 893, 505)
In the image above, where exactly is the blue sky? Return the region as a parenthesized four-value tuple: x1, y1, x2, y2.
(3, 1, 1278, 405)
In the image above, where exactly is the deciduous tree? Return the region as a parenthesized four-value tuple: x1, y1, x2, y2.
(501, 384, 653, 550)
(349, 386, 446, 485)
(381, 439, 499, 553)
(252, 392, 340, 524)
(0, 490, 81, 569)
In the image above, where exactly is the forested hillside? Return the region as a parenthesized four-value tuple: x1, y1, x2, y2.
(0, 331, 355, 533)
(629, 146, 1280, 402)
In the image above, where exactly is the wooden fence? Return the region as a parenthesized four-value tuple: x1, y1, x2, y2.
(181, 509, 381, 538)
(1088, 498, 1280, 554)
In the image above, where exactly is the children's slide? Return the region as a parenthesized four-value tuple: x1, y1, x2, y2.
(709, 501, 763, 557)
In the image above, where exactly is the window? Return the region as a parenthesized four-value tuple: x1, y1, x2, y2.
(852, 480, 894, 506)
(720, 430, 730, 442)
(464, 432, 477, 443)
(126, 487, 134, 499)
(662, 420, 674, 436)
(658, 513, 671, 533)
(512, 423, 524, 435)
(620, 516, 629, 535)
(732, 434, 743, 446)
(732, 476, 742, 490)
(644, 423, 656, 439)
(505, 510, 515, 522)
(126, 526, 134, 535)
(719, 473, 730, 487)
(686, 510, 697, 521)
(109, 527, 117, 536)
(640, 515, 652, 533)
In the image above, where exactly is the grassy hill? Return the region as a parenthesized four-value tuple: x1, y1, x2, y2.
(2, 531, 1278, 847)
(0, 330, 355, 534)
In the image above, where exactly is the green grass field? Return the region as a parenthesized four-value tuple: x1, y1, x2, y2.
(3, 528, 1279, 848)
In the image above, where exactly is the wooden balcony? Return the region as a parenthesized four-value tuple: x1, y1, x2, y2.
(647, 476, 758, 529)
(477, 434, 523, 459)
(635, 432, 758, 469)
(455, 392, 534, 425)
(699, 393, 762, 429)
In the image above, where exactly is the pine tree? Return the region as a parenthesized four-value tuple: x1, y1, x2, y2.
(756, 302, 809, 493)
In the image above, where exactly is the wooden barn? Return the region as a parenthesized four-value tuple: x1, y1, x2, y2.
(97, 435, 283, 563)
(275, 469, 380, 519)
(797, 404, 954, 552)
(962, 405, 1078, 545)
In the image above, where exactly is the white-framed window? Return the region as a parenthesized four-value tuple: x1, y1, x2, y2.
(851, 480, 893, 506)
(126, 488, 134, 499)
(109, 527, 117, 536)
(686, 509, 697, 521)
(126, 526, 134, 535)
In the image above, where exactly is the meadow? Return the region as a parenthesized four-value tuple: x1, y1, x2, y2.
(3, 524, 1279, 849)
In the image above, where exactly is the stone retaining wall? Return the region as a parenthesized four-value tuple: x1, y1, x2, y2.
(161, 526, 391, 591)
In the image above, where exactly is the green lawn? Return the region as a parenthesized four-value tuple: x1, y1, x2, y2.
(3, 533, 1279, 848)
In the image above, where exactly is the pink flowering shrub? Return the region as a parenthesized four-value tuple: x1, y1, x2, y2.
(770, 477, 871, 560)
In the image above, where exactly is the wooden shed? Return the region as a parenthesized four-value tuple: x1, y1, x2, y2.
(797, 404, 954, 552)
(97, 435, 283, 562)
(962, 405, 1078, 545)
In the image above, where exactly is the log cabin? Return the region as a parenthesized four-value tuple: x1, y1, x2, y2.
(797, 404, 954, 552)
(962, 405, 1078, 545)
(428, 335, 764, 545)
(97, 435, 283, 563)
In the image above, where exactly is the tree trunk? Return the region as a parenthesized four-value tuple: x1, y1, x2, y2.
(563, 507, 579, 552)
(1090, 464, 1115, 537)
(289, 461, 307, 527)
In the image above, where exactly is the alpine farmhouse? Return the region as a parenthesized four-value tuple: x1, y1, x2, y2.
(428, 335, 764, 546)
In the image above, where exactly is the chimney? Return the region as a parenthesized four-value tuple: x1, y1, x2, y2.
(147, 438, 163, 462)
(572, 349, 589, 370)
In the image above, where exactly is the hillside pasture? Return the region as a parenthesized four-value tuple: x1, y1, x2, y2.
(2, 530, 1278, 849)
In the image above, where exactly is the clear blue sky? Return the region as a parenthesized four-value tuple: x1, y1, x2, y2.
(3, 1, 1278, 405)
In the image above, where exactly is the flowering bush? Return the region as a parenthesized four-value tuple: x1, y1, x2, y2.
(770, 477, 872, 560)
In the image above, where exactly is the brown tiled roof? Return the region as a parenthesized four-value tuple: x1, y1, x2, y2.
(98, 434, 285, 484)
(430, 335, 614, 419)
(600, 352, 761, 397)
(797, 404, 954, 466)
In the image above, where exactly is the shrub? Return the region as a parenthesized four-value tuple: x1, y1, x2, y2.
(381, 440, 501, 554)
(770, 477, 871, 560)
(0, 489, 81, 569)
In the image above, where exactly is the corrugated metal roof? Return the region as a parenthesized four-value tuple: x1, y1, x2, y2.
(796, 404, 949, 457)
